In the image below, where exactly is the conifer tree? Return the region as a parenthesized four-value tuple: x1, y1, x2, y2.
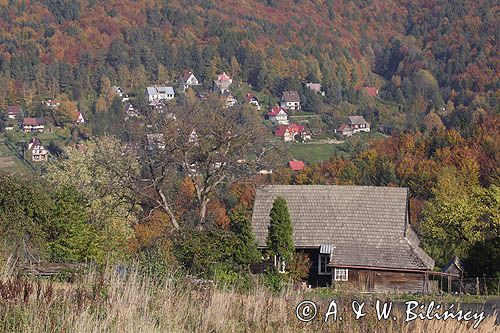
(230, 206, 261, 266)
(267, 196, 294, 263)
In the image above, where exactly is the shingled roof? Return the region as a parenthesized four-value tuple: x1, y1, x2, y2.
(251, 185, 434, 271)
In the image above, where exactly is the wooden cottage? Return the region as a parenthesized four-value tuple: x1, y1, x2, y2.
(251, 185, 435, 293)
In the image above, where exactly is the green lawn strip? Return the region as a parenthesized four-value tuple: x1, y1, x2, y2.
(289, 143, 343, 164)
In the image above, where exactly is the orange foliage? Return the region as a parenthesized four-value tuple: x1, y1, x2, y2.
(207, 200, 230, 229)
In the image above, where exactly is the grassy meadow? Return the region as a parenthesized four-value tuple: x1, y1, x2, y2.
(0, 264, 497, 333)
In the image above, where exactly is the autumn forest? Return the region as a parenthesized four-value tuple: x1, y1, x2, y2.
(0, 0, 498, 295)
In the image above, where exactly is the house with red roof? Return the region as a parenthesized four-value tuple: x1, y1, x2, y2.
(337, 123, 353, 137)
(289, 160, 305, 171)
(266, 106, 289, 125)
(22, 117, 45, 132)
(244, 93, 261, 110)
(274, 123, 307, 142)
(74, 110, 85, 124)
(213, 72, 233, 94)
(354, 86, 379, 97)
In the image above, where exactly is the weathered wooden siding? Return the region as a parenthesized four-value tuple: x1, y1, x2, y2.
(335, 268, 426, 293)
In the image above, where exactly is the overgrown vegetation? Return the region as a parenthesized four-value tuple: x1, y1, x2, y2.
(0, 264, 497, 333)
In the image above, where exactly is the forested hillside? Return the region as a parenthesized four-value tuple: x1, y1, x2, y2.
(0, 0, 497, 122)
(0, 0, 498, 287)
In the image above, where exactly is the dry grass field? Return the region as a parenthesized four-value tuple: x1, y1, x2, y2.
(0, 264, 497, 333)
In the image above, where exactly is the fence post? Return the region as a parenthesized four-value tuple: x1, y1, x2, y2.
(476, 277, 480, 295)
(483, 274, 488, 295)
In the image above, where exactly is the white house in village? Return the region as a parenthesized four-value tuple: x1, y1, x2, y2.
(74, 110, 85, 124)
(212, 73, 233, 94)
(266, 106, 289, 125)
(244, 93, 261, 110)
(146, 86, 175, 104)
(280, 91, 301, 111)
(179, 71, 200, 91)
(112, 86, 130, 102)
(222, 91, 237, 108)
(22, 118, 45, 132)
(27, 137, 49, 162)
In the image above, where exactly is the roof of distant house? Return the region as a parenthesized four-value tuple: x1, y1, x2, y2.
(112, 86, 123, 94)
(157, 86, 174, 94)
(217, 72, 232, 82)
(354, 86, 379, 97)
(244, 93, 258, 103)
(7, 105, 21, 115)
(347, 115, 369, 125)
(289, 160, 305, 171)
(338, 123, 351, 132)
(147, 86, 174, 95)
(305, 82, 322, 93)
(182, 70, 194, 81)
(23, 117, 45, 126)
(28, 137, 42, 146)
(267, 106, 287, 116)
(281, 91, 300, 103)
(274, 123, 304, 137)
(251, 185, 435, 270)
(74, 110, 84, 121)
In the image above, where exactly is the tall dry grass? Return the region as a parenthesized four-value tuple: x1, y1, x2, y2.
(0, 264, 497, 333)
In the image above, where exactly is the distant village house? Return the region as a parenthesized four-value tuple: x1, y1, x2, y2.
(337, 116, 370, 136)
(146, 86, 175, 104)
(74, 110, 85, 124)
(244, 93, 261, 110)
(112, 86, 130, 102)
(212, 73, 233, 94)
(305, 82, 325, 96)
(22, 117, 45, 132)
(280, 91, 301, 111)
(274, 123, 309, 142)
(179, 70, 200, 91)
(354, 86, 379, 97)
(27, 137, 48, 162)
(222, 91, 237, 108)
(45, 100, 61, 109)
(266, 106, 289, 125)
(6, 106, 22, 119)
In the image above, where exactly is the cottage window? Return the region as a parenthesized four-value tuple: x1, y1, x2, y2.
(274, 255, 286, 273)
(334, 268, 348, 281)
(318, 254, 332, 275)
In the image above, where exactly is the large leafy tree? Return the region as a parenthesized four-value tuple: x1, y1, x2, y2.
(267, 196, 294, 264)
(0, 175, 103, 262)
(422, 168, 500, 268)
(46, 136, 141, 260)
(139, 97, 279, 229)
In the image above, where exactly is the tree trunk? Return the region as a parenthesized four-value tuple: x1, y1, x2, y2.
(157, 187, 179, 229)
(198, 197, 210, 229)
